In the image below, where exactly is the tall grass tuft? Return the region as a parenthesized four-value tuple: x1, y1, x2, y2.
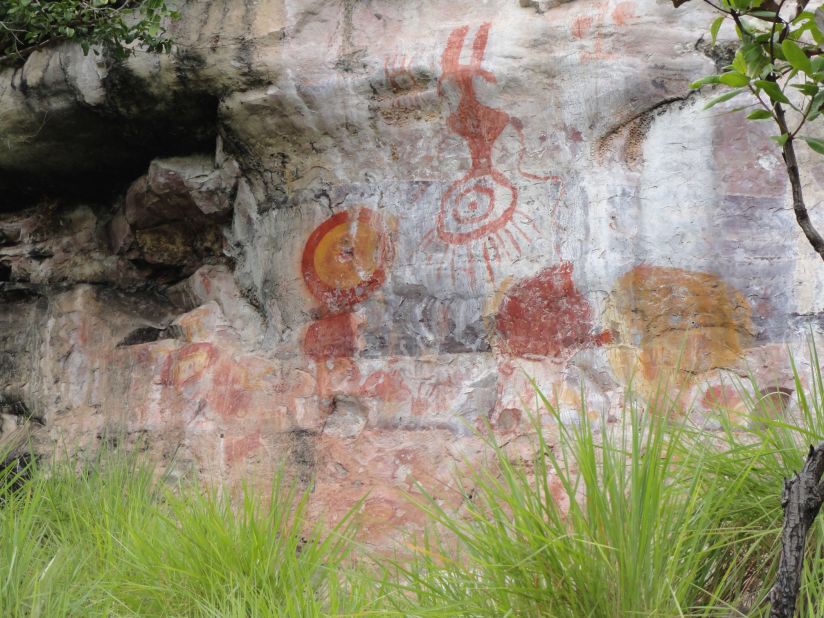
(379, 342, 824, 617)
(0, 451, 366, 617)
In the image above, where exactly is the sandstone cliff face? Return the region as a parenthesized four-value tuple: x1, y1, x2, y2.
(1, 0, 823, 543)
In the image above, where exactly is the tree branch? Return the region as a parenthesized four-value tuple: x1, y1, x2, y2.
(773, 104, 824, 261)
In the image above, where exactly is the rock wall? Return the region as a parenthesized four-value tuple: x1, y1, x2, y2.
(1, 0, 823, 544)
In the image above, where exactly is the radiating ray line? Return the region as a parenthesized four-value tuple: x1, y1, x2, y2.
(464, 245, 476, 289)
(504, 228, 522, 255)
(487, 235, 502, 263)
(512, 221, 532, 243)
(482, 240, 496, 283)
(516, 209, 541, 235)
(493, 232, 512, 260)
(450, 247, 457, 288)
(421, 229, 436, 251)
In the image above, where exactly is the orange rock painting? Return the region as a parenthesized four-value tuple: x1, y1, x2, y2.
(301, 207, 390, 361)
(495, 262, 611, 358)
(301, 208, 393, 413)
(420, 22, 559, 284)
(606, 265, 754, 394)
(301, 208, 391, 314)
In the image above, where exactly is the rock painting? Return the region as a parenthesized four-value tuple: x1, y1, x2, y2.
(304, 312, 357, 361)
(160, 342, 217, 388)
(301, 208, 392, 405)
(699, 383, 793, 427)
(301, 208, 390, 314)
(571, 1, 635, 62)
(384, 55, 427, 95)
(491, 263, 611, 428)
(421, 22, 558, 284)
(606, 265, 754, 396)
(495, 262, 611, 359)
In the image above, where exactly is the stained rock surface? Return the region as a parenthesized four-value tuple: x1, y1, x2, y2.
(1, 0, 823, 544)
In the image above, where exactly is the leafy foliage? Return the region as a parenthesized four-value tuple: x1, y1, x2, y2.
(686, 1, 824, 157)
(0, 0, 178, 66)
(680, 0, 824, 260)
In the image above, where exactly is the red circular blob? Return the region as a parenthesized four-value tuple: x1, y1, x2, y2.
(495, 263, 612, 358)
(301, 209, 389, 312)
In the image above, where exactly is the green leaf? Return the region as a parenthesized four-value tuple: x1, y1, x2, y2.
(710, 16, 724, 45)
(719, 72, 750, 87)
(754, 80, 790, 104)
(808, 91, 824, 122)
(812, 57, 824, 73)
(802, 136, 824, 155)
(781, 39, 812, 74)
(746, 109, 773, 120)
(690, 75, 722, 89)
(771, 133, 790, 147)
(704, 88, 746, 109)
(742, 42, 768, 75)
(792, 83, 819, 96)
(749, 9, 782, 18)
(732, 50, 747, 75)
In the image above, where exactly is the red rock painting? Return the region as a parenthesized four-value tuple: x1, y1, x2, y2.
(159, 342, 217, 387)
(301, 208, 392, 408)
(421, 22, 559, 284)
(570, 1, 635, 61)
(495, 263, 611, 358)
(301, 209, 390, 313)
(384, 55, 419, 93)
(701, 385, 740, 411)
(360, 369, 412, 403)
(224, 432, 262, 465)
(304, 313, 357, 361)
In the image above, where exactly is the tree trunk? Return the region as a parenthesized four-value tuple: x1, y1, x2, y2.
(770, 442, 824, 618)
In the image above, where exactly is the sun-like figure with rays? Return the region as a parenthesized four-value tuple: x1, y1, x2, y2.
(420, 21, 559, 285)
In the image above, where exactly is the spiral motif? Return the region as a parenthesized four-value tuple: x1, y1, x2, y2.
(437, 170, 518, 245)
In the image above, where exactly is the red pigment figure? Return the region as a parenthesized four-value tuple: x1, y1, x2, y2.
(494, 262, 612, 359)
(422, 22, 559, 284)
(301, 209, 392, 398)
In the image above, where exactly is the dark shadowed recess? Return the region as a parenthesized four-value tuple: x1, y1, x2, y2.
(0, 65, 219, 212)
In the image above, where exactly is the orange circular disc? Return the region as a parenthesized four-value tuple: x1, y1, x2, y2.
(301, 209, 389, 311)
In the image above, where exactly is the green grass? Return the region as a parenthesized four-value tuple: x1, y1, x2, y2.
(2, 342, 824, 616)
(0, 453, 368, 617)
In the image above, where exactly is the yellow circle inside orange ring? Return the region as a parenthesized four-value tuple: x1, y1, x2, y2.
(313, 219, 381, 291)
